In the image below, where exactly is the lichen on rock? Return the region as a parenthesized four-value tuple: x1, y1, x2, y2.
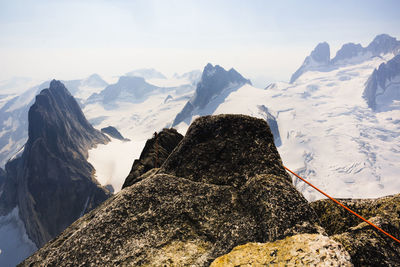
(210, 234, 352, 266)
(311, 194, 400, 266)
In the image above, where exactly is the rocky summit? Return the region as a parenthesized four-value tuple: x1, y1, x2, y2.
(20, 114, 321, 266)
(19, 114, 400, 266)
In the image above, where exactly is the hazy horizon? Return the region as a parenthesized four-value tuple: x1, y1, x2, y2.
(1, 0, 400, 88)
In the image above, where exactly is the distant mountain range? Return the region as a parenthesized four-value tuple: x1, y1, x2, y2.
(0, 33, 399, 266)
(290, 34, 400, 83)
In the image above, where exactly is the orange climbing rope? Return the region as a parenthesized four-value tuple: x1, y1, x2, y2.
(283, 165, 400, 245)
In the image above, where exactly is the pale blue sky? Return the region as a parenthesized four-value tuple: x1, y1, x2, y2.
(1, 0, 399, 87)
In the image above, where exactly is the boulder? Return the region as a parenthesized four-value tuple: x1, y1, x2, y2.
(210, 234, 352, 266)
(311, 194, 400, 266)
(121, 128, 183, 189)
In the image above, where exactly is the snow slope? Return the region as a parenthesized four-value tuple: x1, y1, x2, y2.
(214, 56, 399, 201)
(87, 57, 399, 200)
(88, 138, 146, 193)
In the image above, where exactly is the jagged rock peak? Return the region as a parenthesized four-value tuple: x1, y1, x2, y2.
(0, 80, 111, 249)
(290, 42, 330, 83)
(21, 114, 320, 266)
(291, 34, 400, 83)
(101, 126, 130, 142)
(122, 128, 183, 189)
(331, 42, 364, 64)
(29, 79, 109, 156)
(172, 64, 251, 126)
(310, 42, 331, 64)
(363, 54, 400, 111)
(201, 63, 251, 85)
(367, 33, 400, 55)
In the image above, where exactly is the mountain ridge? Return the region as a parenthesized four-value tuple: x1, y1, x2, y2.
(290, 34, 400, 83)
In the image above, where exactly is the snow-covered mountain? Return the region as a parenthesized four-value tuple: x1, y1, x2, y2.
(290, 34, 400, 83)
(290, 42, 331, 83)
(172, 63, 252, 126)
(84, 64, 283, 193)
(228, 57, 399, 201)
(0, 33, 400, 266)
(86, 35, 400, 202)
(125, 68, 167, 80)
(363, 54, 400, 111)
(0, 74, 108, 168)
(86, 76, 160, 106)
(82, 74, 198, 192)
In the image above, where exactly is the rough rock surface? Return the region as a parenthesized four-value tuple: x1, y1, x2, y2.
(0, 80, 111, 248)
(311, 194, 400, 266)
(101, 126, 130, 141)
(21, 114, 320, 266)
(210, 233, 352, 266)
(121, 128, 183, 189)
(162, 115, 289, 188)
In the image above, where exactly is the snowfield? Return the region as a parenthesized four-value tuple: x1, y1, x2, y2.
(85, 77, 196, 192)
(214, 56, 400, 201)
(88, 138, 147, 193)
(87, 56, 400, 201)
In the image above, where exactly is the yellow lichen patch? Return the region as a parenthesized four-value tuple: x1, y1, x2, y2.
(144, 239, 212, 267)
(210, 234, 352, 267)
